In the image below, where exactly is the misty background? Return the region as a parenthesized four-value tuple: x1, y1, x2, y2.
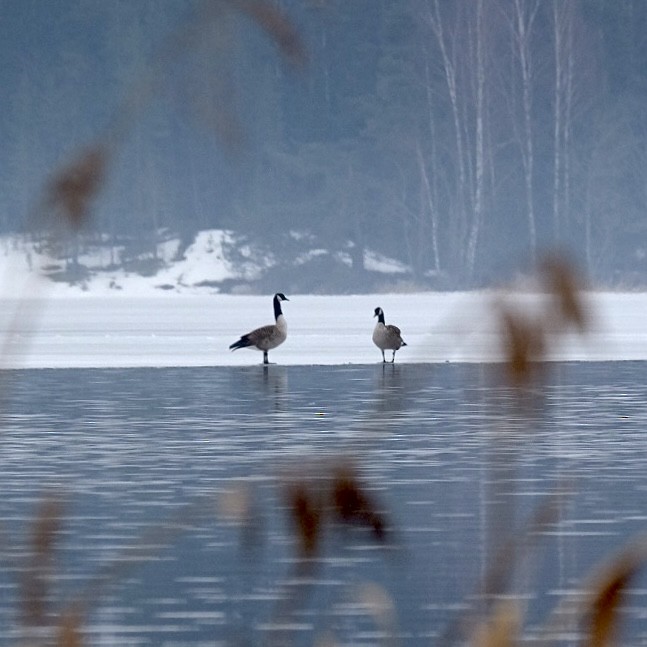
(1, 0, 647, 292)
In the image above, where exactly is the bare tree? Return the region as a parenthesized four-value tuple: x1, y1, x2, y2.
(467, 0, 487, 277)
(551, 0, 599, 250)
(551, 0, 576, 243)
(500, 0, 541, 262)
(423, 0, 492, 281)
(425, 1, 468, 267)
(416, 141, 440, 274)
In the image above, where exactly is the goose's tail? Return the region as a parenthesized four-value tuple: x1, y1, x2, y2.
(229, 335, 251, 351)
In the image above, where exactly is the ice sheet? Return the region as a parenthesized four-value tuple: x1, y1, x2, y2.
(0, 291, 642, 368)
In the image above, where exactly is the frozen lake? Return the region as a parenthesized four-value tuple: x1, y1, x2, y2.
(2, 361, 647, 645)
(1, 291, 647, 368)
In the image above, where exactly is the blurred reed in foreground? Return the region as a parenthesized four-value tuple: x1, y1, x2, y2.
(495, 253, 590, 387)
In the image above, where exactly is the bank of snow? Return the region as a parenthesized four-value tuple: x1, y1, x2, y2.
(0, 230, 412, 298)
(0, 230, 255, 297)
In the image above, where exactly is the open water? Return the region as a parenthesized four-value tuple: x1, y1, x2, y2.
(1, 362, 647, 646)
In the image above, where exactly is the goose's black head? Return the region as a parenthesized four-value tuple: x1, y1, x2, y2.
(273, 293, 289, 320)
(374, 307, 385, 323)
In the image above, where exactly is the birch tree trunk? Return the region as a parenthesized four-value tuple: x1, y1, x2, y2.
(466, 0, 486, 278)
(427, 0, 469, 269)
(426, 0, 491, 281)
(552, 0, 576, 243)
(510, 0, 540, 262)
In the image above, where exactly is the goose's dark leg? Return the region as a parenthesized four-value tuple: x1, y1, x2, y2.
(391, 350, 396, 363)
(381, 350, 386, 363)
(263, 351, 269, 365)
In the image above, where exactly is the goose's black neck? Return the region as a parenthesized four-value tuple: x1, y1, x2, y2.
(273, 294, 283, 320)
(376, 309, 385, 324)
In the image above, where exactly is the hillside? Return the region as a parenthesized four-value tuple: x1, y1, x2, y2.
(0, 230, 415, 297)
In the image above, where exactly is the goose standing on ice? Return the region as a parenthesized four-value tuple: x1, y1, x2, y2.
(229, 293, 289, 364)
(372, 306, 407, 363)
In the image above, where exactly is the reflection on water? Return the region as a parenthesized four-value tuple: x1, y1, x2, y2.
(1, 363, 647, 644)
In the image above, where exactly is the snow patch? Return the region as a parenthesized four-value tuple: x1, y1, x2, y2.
(0, 230, 413, 297)
(0, 230, 264, 297)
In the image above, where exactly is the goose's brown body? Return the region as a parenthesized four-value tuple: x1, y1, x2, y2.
(372, 307, 407, 363)
(229, 293, 289, 364)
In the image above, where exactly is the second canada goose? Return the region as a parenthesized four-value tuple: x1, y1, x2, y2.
(229, 293, 289, 364)
(372, 306, 407, 363)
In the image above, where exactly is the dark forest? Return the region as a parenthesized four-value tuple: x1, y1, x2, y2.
(2, 0, 647, 290)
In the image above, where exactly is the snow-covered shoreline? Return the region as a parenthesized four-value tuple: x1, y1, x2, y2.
(0, 291, 643, 369)
(0, 229, 413, 298)
(0, 231, 644, 368)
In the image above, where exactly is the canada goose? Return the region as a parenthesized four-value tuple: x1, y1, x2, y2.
(229, 293, 289, 364)
(372, 306, 407, 363)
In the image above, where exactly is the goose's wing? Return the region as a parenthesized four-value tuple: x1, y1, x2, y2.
(247, 323, 277, 344)
(386, 324, 403, 338)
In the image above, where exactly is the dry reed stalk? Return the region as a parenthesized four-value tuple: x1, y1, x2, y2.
(531, 534, 647, 647)
(274, 462, 390, 647)
(585, 565, 632, 647)
(331, 464, 386, 540)
(287, 481, 324, 558)
(495, 253, 588, 387)
(497, 302, 546, 386)
(56, 610, 83, 647)
(218, 482, 263, 549)
(353, 582, 399, 647)
(232, 0, 307, 68)
(469, 599, 522, 647)
(539, 254, 589, 333)
(20, 497, 65, 629)
(45, 146, 108, 230)
(576, 537, 647, 647)
(437, 486, 569, 647)
(284, 460, 388, 558)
